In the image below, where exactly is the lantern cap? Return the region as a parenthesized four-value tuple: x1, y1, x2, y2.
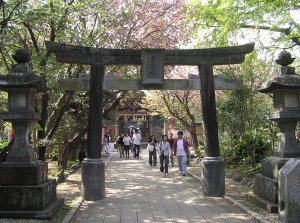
(258, 75, 300, 93)
(275, 50, 295, 67)
(0, 72, 47, 92)
(12, 48, 31, 64)
(0, 48, 47, 92)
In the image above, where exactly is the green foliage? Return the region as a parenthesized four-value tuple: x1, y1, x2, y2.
(137, 118, 143, 126)
(152, 115, 164, 124)
(49, 144, 59, 161)
(248, 163, 262, 175)
(195, 144, 204, 158)
(215, 53, 278, 166)
(0, 92, 8, 112)
(50, 203, 73, 223)
(187, 0, 300, 55)
(194, 135, 204, 157)
(220, 131, 271, 166)
(0, 139, 8, 150)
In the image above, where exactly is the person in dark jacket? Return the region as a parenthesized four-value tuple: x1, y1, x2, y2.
(172, 131, 189, 176)
(117, 133, 125, 157)
(148, 135, 157, 166)
(168, 133, 175, 167)
(79, 147, 87, 163)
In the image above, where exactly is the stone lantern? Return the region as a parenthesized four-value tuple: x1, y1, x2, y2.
(246, 50, 300, 213)
(258, 50, 300, 158)
(0, 48, 63, 219)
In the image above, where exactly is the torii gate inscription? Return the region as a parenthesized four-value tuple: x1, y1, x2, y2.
(45, 41, 254, 199)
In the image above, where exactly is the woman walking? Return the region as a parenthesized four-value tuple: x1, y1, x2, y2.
(123, 133, 132, 158)
(148, 135, 157, 166)
(158, 135, 172, 176)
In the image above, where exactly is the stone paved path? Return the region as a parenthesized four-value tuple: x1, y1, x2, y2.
(70, 149, 260, 223)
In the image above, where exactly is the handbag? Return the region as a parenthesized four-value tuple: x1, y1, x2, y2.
(147, 144, 154, 152)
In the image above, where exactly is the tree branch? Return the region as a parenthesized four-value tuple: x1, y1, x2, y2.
(47, 90, 75, 140)
(241, 24, 300, 46)
(23, 22, 40, 54)
(0, 47, 9, 70)
(103, 91, 127, 119)
(0, 0, 24, 34)
(45, 92, 71, 136)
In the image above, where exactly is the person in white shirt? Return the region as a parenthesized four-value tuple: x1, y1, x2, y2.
(173, 131, 189, 176)
(123, 133, 132, 158)
(132, 129, 142, 159)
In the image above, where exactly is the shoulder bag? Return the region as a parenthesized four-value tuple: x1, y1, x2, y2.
(147, 144, 154, 152)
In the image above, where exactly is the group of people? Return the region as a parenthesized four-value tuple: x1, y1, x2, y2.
(116, 129, 142, 159)
(113, 130, 190, 177)
(148, 131, 189, 176)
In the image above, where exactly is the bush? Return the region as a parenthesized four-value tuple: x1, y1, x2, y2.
(0, 139, 8, 150)
(195, 144, 204, 158)
(49, 144, 59, 161)
(220, 135, 270, 166)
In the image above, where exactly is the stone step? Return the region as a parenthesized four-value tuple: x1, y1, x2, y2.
(246, 193, 278, 213)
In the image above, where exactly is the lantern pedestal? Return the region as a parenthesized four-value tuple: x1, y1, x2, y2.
(274, 121, 300, 158)
(0, 116, 63, 219)
(0, 180, 64, 219)
(246, 156, 291, 213)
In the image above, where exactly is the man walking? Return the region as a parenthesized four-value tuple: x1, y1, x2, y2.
(172, 131, 189, 176)
(168, 133, 175, 167)
(132, 129, 142, 159)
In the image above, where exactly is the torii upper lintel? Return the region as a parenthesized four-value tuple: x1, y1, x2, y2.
(45, 41, 254, 66)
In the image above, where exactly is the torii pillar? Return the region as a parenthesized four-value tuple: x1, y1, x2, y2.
(199, 64, 224, 196)
(45, 41, 254, 198)
(81, 63, 105, 200)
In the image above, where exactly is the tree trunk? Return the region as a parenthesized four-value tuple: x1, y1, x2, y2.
(60, 127, 87, 175)
(38, 93, 49, 161)
(190, 131, 198, 151)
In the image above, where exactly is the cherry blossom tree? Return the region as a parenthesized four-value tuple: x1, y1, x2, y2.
(0, 0, 192, 166)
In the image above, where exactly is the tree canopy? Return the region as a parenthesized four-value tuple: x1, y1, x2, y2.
(187, 0, 300, 58)
(0, 0, 192, 166)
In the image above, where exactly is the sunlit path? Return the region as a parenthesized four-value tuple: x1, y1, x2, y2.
(71, 149, 259, 223)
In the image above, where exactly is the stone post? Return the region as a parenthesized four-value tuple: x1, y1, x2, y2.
(198, 64, 225, 197)
(278, 158, 300, 222)
(81, 63, 105, 200)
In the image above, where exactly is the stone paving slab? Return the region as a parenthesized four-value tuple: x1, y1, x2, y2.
(70, 150, 261, 223)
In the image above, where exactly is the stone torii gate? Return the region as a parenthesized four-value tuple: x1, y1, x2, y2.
(45, 41, 254, 199)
